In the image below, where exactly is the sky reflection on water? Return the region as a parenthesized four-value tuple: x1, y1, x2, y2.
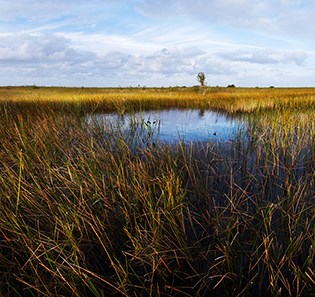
(92, 109, 245, 143)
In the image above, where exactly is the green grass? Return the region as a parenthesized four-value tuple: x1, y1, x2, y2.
(0, 87, 315, 296)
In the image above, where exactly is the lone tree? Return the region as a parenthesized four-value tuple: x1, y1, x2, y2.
(197, 72, 206, 87)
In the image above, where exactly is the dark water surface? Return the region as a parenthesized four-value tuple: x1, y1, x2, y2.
(88, 109, 246, 143)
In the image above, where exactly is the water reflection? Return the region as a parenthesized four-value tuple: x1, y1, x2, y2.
(89, 109, 245, 143)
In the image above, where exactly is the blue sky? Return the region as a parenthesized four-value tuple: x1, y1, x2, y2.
(1, 0, 315, 87)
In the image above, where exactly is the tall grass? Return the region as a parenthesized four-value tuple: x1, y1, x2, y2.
(0, 88, 315, 296)
(1, 86, 315, 114)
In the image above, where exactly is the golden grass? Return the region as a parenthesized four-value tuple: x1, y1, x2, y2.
(1, 86, 315, 113)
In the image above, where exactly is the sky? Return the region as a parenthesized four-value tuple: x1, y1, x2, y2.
(0, 0, 315, 87)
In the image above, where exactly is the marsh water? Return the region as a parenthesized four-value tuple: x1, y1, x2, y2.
(88, 109, 246, 143)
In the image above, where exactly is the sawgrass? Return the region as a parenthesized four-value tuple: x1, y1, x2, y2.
(0, 87, 315, 296)
(1, 86, 315, 114)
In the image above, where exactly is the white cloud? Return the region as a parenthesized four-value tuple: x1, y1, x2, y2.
(0, 29, 312, 87)
(0, 30, 235, 86)
(135, 0, 315, 42)
(217, 48, 308, 66)
(0, 33, 93, 63)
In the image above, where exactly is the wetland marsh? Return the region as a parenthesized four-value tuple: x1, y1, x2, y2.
(0, 86, 315, 296)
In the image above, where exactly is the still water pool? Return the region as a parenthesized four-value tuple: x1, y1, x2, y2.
(89, 109, 245, 143)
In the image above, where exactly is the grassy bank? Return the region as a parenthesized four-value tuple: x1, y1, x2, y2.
(0, 88, 315, 296)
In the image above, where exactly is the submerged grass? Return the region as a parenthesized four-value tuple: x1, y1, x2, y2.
(0, 87, 315, 296)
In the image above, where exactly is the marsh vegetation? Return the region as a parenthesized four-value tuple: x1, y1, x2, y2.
(0, 86, 315, 296)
